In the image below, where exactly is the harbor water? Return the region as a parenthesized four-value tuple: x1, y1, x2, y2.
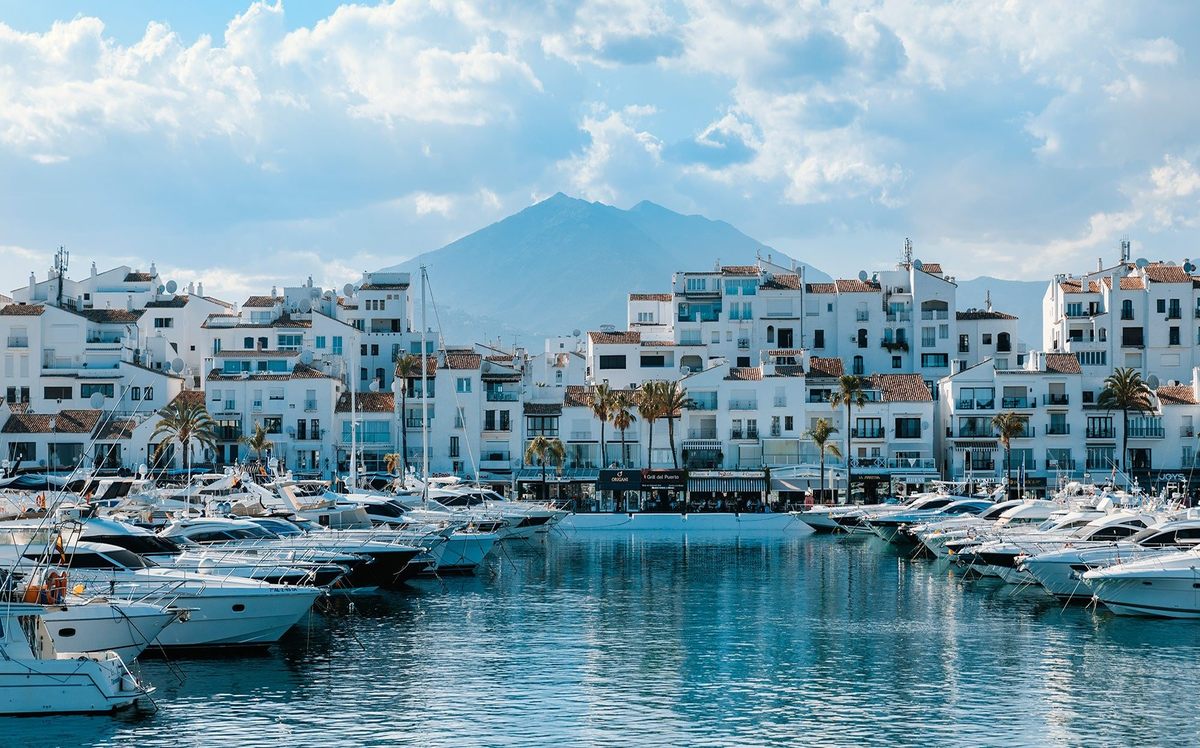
(19, 529, 1200, 747)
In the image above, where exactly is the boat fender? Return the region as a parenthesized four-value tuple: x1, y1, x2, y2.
(121, 673, 139, 692)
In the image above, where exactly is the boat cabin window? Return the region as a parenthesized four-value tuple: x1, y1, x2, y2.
(32, 551, 114, 569)
(100, 549, 154, 569)
(364, 503, 405, 519)
(980, 504, 1016, 519)
(1078, 522, 1146, 541)
(250, 519, 304, 536)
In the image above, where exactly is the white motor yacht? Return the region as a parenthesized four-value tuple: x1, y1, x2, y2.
(41, 597, 183, 661)
(1084, 548, 1200, 617)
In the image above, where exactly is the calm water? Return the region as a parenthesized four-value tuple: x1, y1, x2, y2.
(14, 530, 1200, 747)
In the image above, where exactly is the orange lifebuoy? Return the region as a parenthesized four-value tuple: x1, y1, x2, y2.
(36, 493, 45, 509)
(45, 571, 67, 605)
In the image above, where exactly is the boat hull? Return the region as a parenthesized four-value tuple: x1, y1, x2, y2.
(44, 602, 180, 661)
(0, 656, 146, 715)
(559, 513, 803, 532)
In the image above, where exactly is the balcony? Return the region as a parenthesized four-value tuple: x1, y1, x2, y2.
(487, 390, 519, 402)
(1001, 397, 1030, 408)
(731, 428, 759, 440)
(688, 428, 717, 439)
(855, 311, 870, 322)
(921, 310, 949, 321)
(887, 457, 938, 471)
(296, 428, 323, 441)
(1120, 311, 1134, 320)
(1128, 426, 1165, 439)
(737, 340, 750, 350)
(481, 452, 511, 464)
(966, 461, 995, 472)
(404, 417, 433, 428)
(1183, 426, 1197, 439)
(528, 429, 559, 438)
(774, 396, 787, 407)
(1043, 394, 1069, 406)
(852, 427, 884, 439)
(1047, 460, 1077, 471)
(1086, 426, 1115, 439)
(1045, 423, 1071, 436)
(956, 399, 975, 410)
(691, 398, 718, 411)
(886, 311, 912, 322)
(728, 399, 758, 410)
(807, 395, 828, 404)
(304, 399, 317, 412)
(957, 428, 994, 438)
(6, 336, 28, 348)
(881, 339, 909, 353)
(569, 430, 592, 440)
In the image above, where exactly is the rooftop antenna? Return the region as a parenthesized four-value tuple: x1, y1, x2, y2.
(985, 289, 992, 312)
(53, 246, 69, 308)
(1120, 235, 1131, 265)
(902, 238, 913, 266)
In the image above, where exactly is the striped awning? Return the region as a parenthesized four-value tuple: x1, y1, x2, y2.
(682, 440, 722, 451)
(952, 441, 998, 451)
(688, 476, 767, 493)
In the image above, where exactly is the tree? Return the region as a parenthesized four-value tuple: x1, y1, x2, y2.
(240, 421, 274, 467)
(591, 383, 614, 468)
(610, 391, 637, 468)
(830, 375, 867, 503)
(384, 453, 402, 476)
(151, 399, 218, 473)
(1097, 367, 1154, 472)
(394, 352, 424, 478)
(524, 435, 565, 502)
(991, 411, 1027, 495)
(805, 418, 842, 502)
(657, 380, 691, 470)
(636, 381, 661, 467)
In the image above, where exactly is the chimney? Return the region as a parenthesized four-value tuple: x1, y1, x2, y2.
(187, 282, 195, 295)
(1097, 257, 1103, 272)
(149, 262, 157, 277)
(126, 295, 133, 312)
(197, 282, 204, 297)
(90, 262, 97, 277)
(29, 272, 36, 295)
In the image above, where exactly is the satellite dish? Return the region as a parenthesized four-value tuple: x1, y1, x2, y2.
(88, 392, 105, 409)
(1135, 258, 1149, 269)
(1187, 263, 1197, 274)
(369, 381, 379, 392)
(913, 259, 923, 270)
(323, 291, 333, 301)
(157, 285, 165, 294)
(299, 298, 312, 313)
(310, 286, 321, 299)
(343, 283, 355, 298)
(166, 280, 178, 294)
(1147, 374, 1160, 390)
(300, 350, 314, 365)
(858, 270, 868, 282)
(1168, 261, 1178, 266)
(572, 329, 581, 337)
(171, 357, 184, 373)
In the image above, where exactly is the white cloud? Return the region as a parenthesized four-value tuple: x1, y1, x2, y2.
(412, 192, 456, 217)
(558, 105, 663, 203)
(1128, 37, 1182, 66)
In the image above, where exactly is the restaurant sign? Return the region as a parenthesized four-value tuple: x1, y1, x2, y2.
(642, 469, 687, 489)
(598, 469, 643, 491)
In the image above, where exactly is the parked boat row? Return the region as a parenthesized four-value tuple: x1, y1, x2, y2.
(0, 470, 567, 715)
(795, 481, 1200, 619)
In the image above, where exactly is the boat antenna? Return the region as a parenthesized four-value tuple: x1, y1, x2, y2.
(421, 264, 430, 509)
(349, 336, 358, 492)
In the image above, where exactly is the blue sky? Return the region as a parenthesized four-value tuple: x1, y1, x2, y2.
(2, 1, 1200, 301)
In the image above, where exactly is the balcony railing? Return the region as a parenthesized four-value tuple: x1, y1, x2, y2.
(967, 461, 995, 471)
(1001, 397, 1030, 408)
(855, 311, 870, 321)
(731, 428, 759, 440)
(405, 417, 433, 428)
(886, 311, 912, 322)
(569, 430, 592, 440)
(852, 427, 884, 439)
(774, 397, 787, 407)
(957, 399, 975, 410)
(728, 399, 758, 410)
(6, 337, 28, 348)
(957, 428, 994, 438)
(1045, 423, 1071, 435)
(304, 399, 317, 412)
(737, 340, 750, 350)
(1120, 311, 1134, 320)
(921, 310, 949, 320)
(1128, 426, 1165, 439)
(1047, 460, 1077, 471)
(481, 452, 511, 463)
(881, 339, 910, 352)
(1043, 394, 1069, 406)
(486, 391, 519, 402)
(1086, 426, 1115, 439)
(688, 428, 717, 439)
(527, 429, 559, 437)
(691, 398, 718, 411)
(1183, 426, 1196, 438)
(482, 424, 511, 433)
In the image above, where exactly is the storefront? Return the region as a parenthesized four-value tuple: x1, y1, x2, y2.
(598, 468, 642, 511)
(641, 469, 688, 511)
(687, 470, 769, 512)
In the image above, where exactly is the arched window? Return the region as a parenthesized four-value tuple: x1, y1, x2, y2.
(853, 356, 864, 375)
(556, 370, 563, 384)
(375, 367, 385, 382)
(767, 325, 775, 344)
(997, 332, 1011, 352)
(857, 328, 868, 348)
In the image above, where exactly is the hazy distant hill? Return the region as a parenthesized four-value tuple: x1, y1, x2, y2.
(955, 276, 1047, 350)
(384, 193, 829, 343)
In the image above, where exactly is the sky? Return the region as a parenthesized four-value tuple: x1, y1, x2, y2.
(2, 1, 1200, 302)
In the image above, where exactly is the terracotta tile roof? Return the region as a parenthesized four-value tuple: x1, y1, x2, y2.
(806, 357, 844, 378)
(725, 367, 763, 381)
(721, 265, 761, 276)
(77, 308, 144, 323)
(642, 340, 676, 347)
(1119, 276, 1144, 290)
(1043, 353, 1082, 374)
(168, 390, 207, 408)
(485, 355, 515, 363)
(242, 295, 281, 308)
(805, 283, 836, 294)
(1059, 279, 1101, 293)
(2, 409, 103, 434)
(760, 274, 801, 290)
(94, 417, 141, 441)
(864, 374, 932, 402)
(1156, 385, 1196, 405)
(629, 293, 673, 301)
(588, 330, 641, 345)
(290, 363, 330, 379)
(956, 310, 1017, 320)
(834, 279, 881, 293)
(335, 391, 394, 413)
(445, 353, 482, 370)
(359, 283, 409, 290)
(0, 303, 44, 315)
(123, 272, 153, 282)
(1144, 264, 1192, 283)
(563, 386, 591, 408)
(772, 365, 804, 377)
(6, 402, 29, 414)
(524, 402, 562, 415)
(144, 295, 190, 308)
(917, 263, 943, 274)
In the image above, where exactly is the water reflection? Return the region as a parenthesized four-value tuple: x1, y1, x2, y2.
(7, 531, 1200, 747)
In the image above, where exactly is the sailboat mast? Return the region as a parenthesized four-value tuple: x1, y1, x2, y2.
(421, 265, 430, 504)
(349, 340, 358, 490)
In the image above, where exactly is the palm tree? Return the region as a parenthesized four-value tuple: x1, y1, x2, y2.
(830, 374, 867, 503)
(805, 417, 841, 503)
(384, 453, 402, 476)
(524, 435, 565, 502)
(240, 421, 274, 467)
(991, 411, 1027, 495)
(1098, 367, 1154, 472)
(636, 381, 661, 467)
(610, 391, 637, 467)
(591, 383, 614, 467)
(151, 399, 218, 473)
(394, 352, 424, 477)
(657, 380, 691, 470)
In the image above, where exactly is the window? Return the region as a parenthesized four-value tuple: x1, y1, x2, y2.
(1121, 299, 1134, 320)
(1170, 327, 1181, 346)
(527, 416, 558, 436)
(370, 345, 379, 356)
(852, 356, 864, 375)
(244, 336, 254, 350)
(130, 387, 141, 401)
(1157, 299, 1166, 314)
(959, 334, 970, 353)
(263, 417, 282, 434)
(556, 371, 563, 384)
(892, 356, 902, 369)
(854, 418, 882, 438)
(456, 377, 472, 393)
(1076, 351, 1107, 366)
(784, 416, 793, 431)
(939, 324, 949, 340)
(895, 417, 921, 438)
(640, 354, 666, 368)
(1121, 327, 1144, 347)
(454, 407, 465, 428)
(81, 383, 114, 398)
(982, 333, 992, 345)
(922, 327, 936, 347)
(813, 330, 825, 349)
(637, 311, 654, 323)
(450, 436, 460, 458)
(154, 317, 173, 328)
(278, 334, 303, 351)
(598, 355, 627, 370)
(922, 353, 948, 368)
(44, 386, 72, 400)
(360, 367, 368, 381)
(375, 367, 385, 382)
(316, 336, 326, 350)
(361, 344, 368, 356)
(332, 336, 343, 355)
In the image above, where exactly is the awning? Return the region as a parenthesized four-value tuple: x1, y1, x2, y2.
(772, 477, 816, 492)
(682, 440, 722, 450)
(952, 441, 998, 451)
(689, 476, 767, 493)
